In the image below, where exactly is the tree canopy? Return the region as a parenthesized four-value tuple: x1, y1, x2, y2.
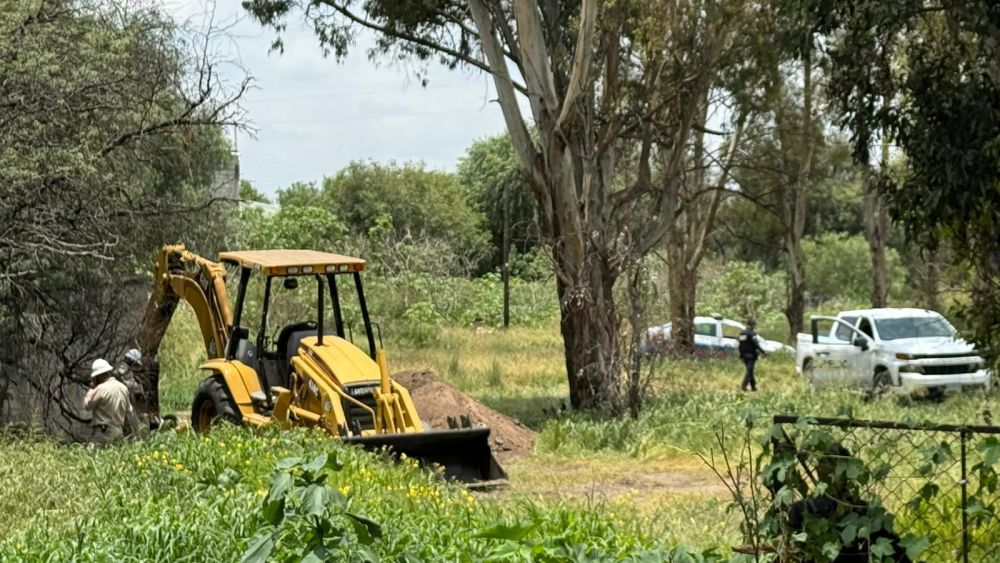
(811, 0, 1000, 362)
(322, 161, 490, 275)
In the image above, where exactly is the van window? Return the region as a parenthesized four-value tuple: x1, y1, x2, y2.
(722, 323, 742, 340)
(834, 317, 857, 342)
(694, 322, 716, 337)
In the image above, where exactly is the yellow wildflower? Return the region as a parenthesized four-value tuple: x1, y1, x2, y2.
(339, 485, 351, 496)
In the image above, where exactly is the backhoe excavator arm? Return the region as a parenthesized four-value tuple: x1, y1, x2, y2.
(133, 244, 234, 420)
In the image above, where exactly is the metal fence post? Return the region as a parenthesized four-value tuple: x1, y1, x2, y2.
(960, 430, 968, 563)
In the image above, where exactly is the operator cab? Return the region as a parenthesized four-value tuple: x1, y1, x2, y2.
(218, 249, 378, 410)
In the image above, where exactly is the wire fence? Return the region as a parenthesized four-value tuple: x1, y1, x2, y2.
(769, 415, 1000, 562)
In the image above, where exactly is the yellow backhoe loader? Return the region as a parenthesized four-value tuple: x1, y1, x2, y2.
(136, 244, 505, 483)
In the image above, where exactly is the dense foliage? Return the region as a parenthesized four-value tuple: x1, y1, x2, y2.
(809, 0, 1000, 365)
(0, 0, 243, 433)
(0, 427, 717, 562)
(324, 161, 491, 275)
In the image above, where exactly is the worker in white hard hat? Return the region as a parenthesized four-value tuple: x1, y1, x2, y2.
(84, 358, 135, 446)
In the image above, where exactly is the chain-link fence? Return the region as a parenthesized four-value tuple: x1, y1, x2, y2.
(768, 415, 1000, 562)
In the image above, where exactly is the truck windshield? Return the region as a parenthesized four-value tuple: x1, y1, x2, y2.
(874, 317, 955, 340)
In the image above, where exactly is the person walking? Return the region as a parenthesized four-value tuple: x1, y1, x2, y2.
(738, 319, 766, 392)
(84, 358, 135, 446)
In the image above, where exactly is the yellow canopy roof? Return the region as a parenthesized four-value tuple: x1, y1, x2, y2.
(218, 249, 365, 276)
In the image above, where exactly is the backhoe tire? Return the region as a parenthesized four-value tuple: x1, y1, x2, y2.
(191, 377, 240, 432)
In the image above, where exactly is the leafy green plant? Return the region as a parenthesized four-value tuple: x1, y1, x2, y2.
(801, 233, 906, 305)
(475, 516, 724, 562)
(401, 301, 444, 344)
(240, 452, 382, 563)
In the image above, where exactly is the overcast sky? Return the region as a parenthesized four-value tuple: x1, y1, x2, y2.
(164, 1, 513, 199)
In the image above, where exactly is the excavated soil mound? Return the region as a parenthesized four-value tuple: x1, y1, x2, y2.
(393, 370, 535, 461)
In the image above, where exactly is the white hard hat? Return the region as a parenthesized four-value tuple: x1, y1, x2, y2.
(91, 358, 114, 379)
(125, 348, 142, 365)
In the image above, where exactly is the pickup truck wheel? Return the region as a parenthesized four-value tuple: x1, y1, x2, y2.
(191, 377, 241, 432)
(803, 359, 818, 389)
(871, 369, 891, 398)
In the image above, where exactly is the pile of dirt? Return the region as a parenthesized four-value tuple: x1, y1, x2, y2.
(393, 370, 535, 461)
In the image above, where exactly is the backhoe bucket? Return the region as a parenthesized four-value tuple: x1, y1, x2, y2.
(345, 427, 506, 485)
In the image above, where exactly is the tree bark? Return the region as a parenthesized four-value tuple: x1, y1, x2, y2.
(555, 246, 621, 412)
(667, 242, 696, 354)
(781, 57, 814, 341)
(864, 135, 890, 307)
(666, 108, 744, 355)
(864, 177, 890, 307)
(501, 178, 512, 328)
(920, 249, 941, 311)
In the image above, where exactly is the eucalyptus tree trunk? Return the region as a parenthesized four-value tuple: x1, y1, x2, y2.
(864, 135, 891, 307)
(779, 58, 814, 341)
(667, 106, 745, 355)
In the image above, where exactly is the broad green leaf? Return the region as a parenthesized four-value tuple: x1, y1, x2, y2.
(346, 511, 383, 545)
(821, 541, 841, 559)
(261, 497, 285, 526)
(870, 537, 894, 557)
(329, 489, 348, 508)
(266, 472, 292, 505)
(262, 472, 291, 525)
(302, 484, 328, 518)
(476, 521, 537, 541)
(276, 456, 303, 470)
(977, 436, 1000, 466)
(301, 547, 328, 563)
(325, 452, 344, 471)
(302, 453, 329, 473)
(899, 535, 931, 560)
(238, 530, 276, 563)
(840, 524, 857, 544)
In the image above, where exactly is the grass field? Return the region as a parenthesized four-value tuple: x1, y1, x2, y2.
(3, 308, 998, 560)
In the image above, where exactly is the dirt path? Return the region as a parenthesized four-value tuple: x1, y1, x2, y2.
(499, 456, 729, 504)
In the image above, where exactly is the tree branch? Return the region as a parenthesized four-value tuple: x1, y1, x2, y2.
(555, 0, 597, 132)
(321, 0, 527, 95)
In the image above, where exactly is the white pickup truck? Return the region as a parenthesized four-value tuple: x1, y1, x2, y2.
(795, 308, 991, 395)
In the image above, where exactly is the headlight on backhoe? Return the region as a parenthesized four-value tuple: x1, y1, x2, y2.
(323, 398, 332, 412)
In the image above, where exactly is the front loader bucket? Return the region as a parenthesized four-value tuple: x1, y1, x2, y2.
(344, 427, 506, 485)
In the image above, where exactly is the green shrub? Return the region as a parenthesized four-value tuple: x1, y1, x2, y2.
(699, 260, 786, 328)
(400, 301, 444, 344)
(802, 233, 907, 304)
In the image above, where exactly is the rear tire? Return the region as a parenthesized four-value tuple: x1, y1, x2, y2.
(191, 376, 240, 432)
(871, 369, 891, 398)
(803, 359, 818, 389)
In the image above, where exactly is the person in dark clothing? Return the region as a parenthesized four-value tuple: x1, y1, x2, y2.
(738, 319, 766, 391)
(787, 444, 912, 562)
